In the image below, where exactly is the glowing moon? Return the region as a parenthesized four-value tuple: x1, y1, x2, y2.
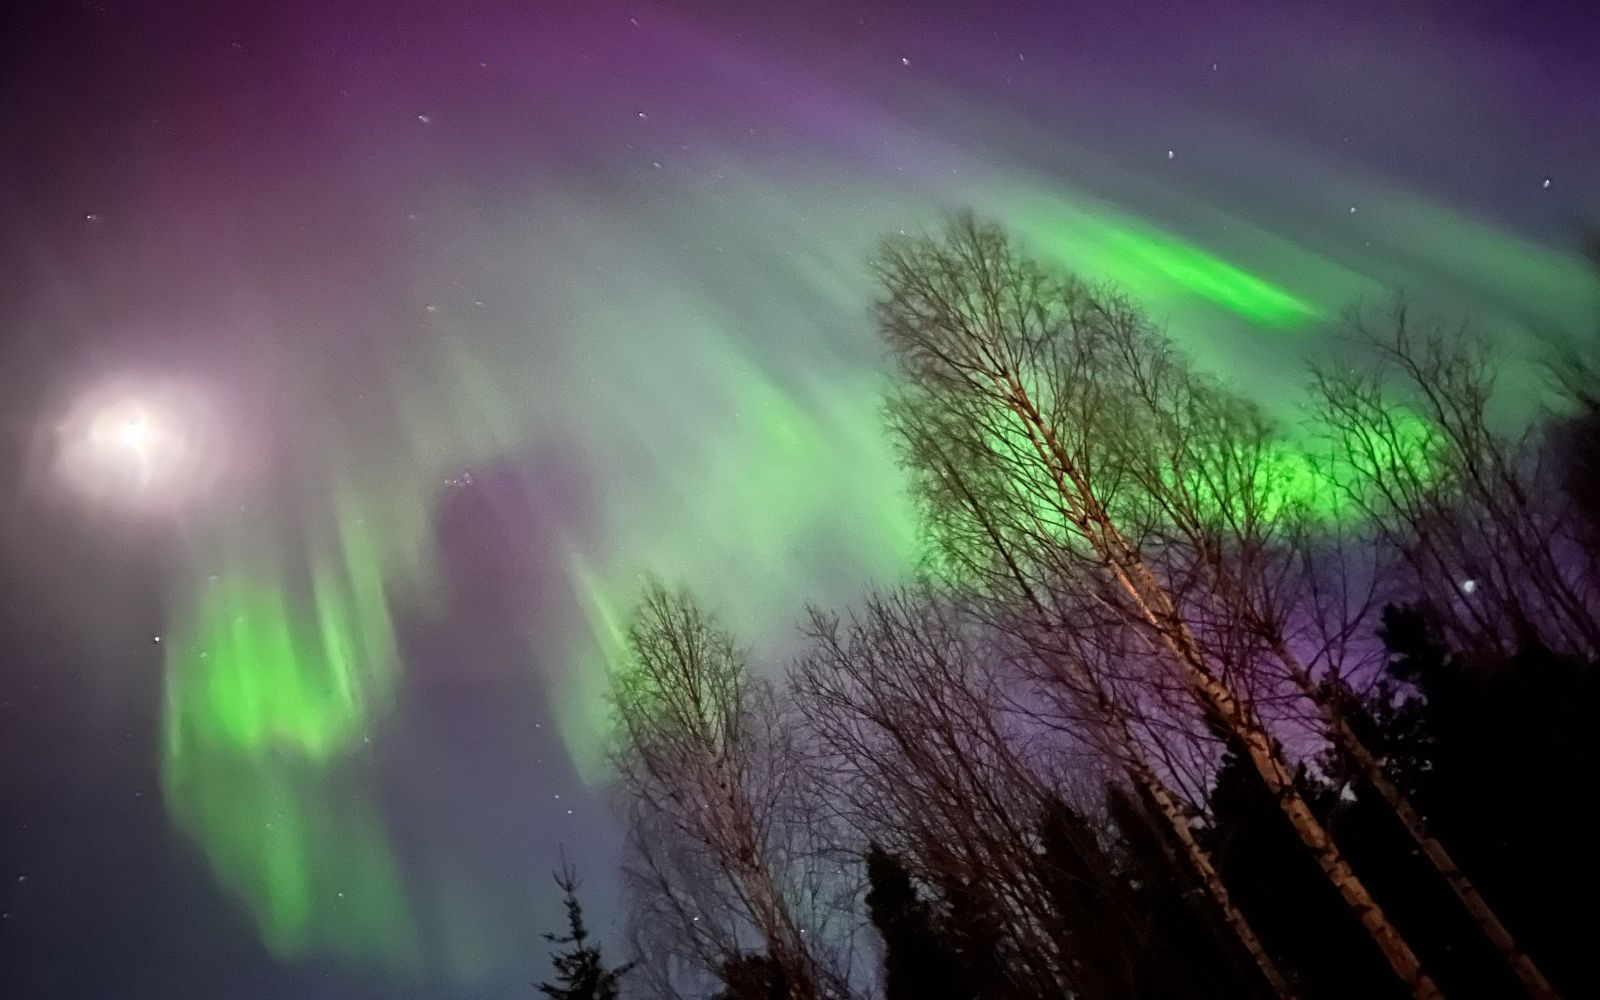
(55, 378, 223, 509)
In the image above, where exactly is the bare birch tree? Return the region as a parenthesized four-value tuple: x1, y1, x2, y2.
(796, 587, 1080, 999)
(881, 409, 1296, 998)
(1084, 302, 1561, 998)
(612, 580, 842, 1000)
(1312, 312, 1600, 663)
(871, 212, 1442, 999)
(794, 585, 1290, 999)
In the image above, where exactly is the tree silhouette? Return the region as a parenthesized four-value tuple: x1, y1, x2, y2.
(864, 843, 968, 1000)
(535, 863, 633, 1000)
(614, 580, 840, 1000)
(713, 953, 791, 1000)
(1357, 603, 1600, 996)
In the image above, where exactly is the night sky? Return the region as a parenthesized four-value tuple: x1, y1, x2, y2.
(1, 1, 1596, 997)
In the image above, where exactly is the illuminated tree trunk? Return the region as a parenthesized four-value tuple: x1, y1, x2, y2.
(1181, 546, 1558, 998)
(1123, 734, 1298, 999)
(1122, 331, 1559, 998)
(874, 214, 1440, 999)
(1008, 384, 1443, 1000)
(1274, 643, 1560, 1000)
(1296, 335, 1570, 998)
(942, 451, 1298, 1000)
(1034, 650, 1297, 1000)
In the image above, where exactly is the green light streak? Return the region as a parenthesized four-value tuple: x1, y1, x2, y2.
(159, 466, 429, 969)
(996, 195, 1323, 329)
(170, 576, 360, 760)
(552, 368, 925, 782)
(160, 746, 419, 965)
(1159, 409, 1440, 530)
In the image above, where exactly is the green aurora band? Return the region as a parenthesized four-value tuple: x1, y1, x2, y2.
(161, 488, 421, 967)
(154, 165, 1593, 982)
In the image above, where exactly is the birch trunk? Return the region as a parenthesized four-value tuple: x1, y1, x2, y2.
(1124, 740, 1299, 999)
(1279, 644, 1559, 1000)
(1008, 386, 1444, 1000)
(941, 450, 1299, 999)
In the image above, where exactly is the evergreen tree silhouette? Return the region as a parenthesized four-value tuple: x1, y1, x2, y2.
(1034, 795, 1140, 999)
(535, 863, 633, 1000)
(1360, 603, 1600, 996)
(863, 843, 968, 1000)
(1096, 787, 1263, 1000)
(1205, 734, 1405, 1000)
(713, 953, 790, 1000)
(931, 872, 1013, 1000)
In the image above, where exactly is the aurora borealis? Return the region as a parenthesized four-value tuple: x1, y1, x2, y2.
(1, 1, 1596, 997)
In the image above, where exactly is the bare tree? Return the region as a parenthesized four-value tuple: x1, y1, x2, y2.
(796, 587, 1076, 999)
(870, 417, 1295, 997)
(1086, 304, 1562, 998)
(612, 580, 841, 1000)
(1312, 312, 1600, 662)
(794, 585, 1291, 999)
(872, 213, 1441, 999)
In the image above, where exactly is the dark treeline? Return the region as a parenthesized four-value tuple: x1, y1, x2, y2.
(583, 215, 1600, 1000)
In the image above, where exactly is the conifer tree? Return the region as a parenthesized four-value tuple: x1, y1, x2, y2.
(933, 872, 1015, 1000)
(1100, 786, 1264, 1000)
(1360, 604, 1600, 996)
(536, 864, 633, 1000)
(714, 954, 791, 1000)
(864, 844, 968, 1000)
